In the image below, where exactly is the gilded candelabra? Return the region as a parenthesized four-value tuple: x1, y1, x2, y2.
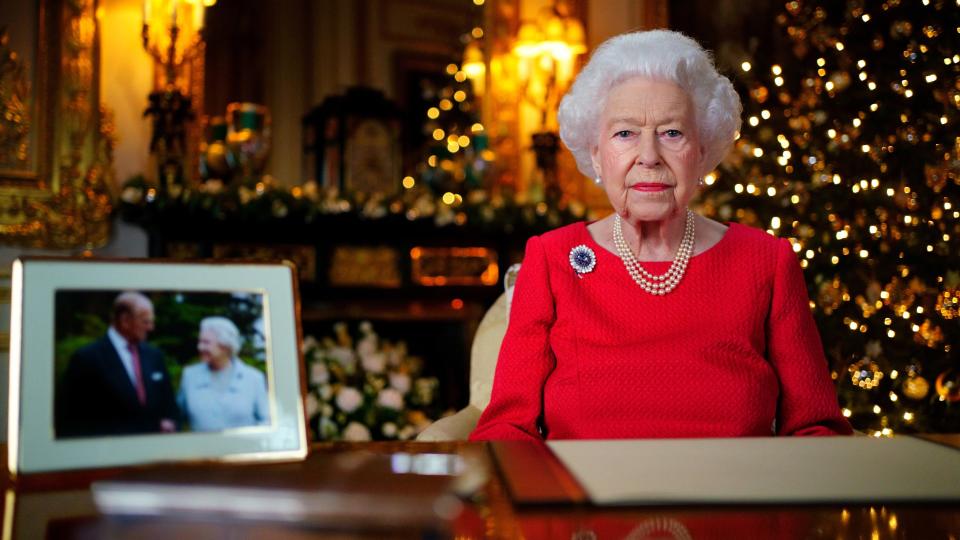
(140, 0, 214, 192)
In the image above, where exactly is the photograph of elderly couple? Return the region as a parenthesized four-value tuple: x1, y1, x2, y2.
(53, 290, 271, 438)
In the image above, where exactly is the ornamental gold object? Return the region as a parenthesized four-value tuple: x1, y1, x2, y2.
(0, 2, 114, 249)
(902, 375, 930, 400)
(849, 358, 883, 390)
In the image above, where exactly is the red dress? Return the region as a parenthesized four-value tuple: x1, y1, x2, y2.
(470, 222, 853, 441)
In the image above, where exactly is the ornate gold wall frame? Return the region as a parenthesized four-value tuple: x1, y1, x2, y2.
(0, 0, 114, 250)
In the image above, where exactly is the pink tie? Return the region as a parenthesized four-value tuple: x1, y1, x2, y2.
(127, 342, 147, 405)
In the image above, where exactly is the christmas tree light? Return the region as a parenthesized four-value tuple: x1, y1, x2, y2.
(700, 0, 960, 433)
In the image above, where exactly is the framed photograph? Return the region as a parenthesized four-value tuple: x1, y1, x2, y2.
(7, 258, 308, 474)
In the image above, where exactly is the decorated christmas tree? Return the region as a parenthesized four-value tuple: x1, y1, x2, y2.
(411, 27, 493, 199)
(700, 0, 959, 433)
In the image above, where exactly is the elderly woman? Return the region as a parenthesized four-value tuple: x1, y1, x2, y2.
(178, 316, 271, 431)
(470, 30, 852, 441)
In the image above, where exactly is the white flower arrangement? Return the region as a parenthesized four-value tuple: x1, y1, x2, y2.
(304, 321, 443, 441)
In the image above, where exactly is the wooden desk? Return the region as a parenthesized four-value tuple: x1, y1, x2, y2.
(3, 440, 959, 539)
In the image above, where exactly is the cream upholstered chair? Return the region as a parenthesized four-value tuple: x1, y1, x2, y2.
(417, 264, 520, 441)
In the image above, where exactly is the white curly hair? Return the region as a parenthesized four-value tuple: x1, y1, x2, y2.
(558, 29, 742, 179)
(200, 316, 242, 357)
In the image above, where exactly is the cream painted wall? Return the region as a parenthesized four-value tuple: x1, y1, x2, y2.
(265, 0, 312, 184)
(100, 0, 154, 187)
(311, 0, 359, 106)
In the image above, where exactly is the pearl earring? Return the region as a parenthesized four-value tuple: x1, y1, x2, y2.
(698, 177, 704, 186)
(595, 176, 602, 185)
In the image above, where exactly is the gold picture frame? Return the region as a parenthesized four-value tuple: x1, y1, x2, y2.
(7, 258, 307, 475)
(0, 0, 114, 250)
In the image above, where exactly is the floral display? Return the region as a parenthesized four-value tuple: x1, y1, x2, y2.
(302, 321, 447, 441)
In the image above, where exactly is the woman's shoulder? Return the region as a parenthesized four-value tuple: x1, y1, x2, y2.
(180, 362, 206, 382)
(720, 222, 797, 275)
(726, 222, 790, 252)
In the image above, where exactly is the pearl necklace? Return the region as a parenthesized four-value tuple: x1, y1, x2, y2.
(612, 210, 696, 295)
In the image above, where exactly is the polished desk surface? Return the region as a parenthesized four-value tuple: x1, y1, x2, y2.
(3, 437, 960, 539)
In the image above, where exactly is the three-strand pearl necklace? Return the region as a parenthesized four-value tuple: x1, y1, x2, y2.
(612, 209, 696, 295)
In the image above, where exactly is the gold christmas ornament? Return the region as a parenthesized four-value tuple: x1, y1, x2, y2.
(849, 358, 884, 389)
(882, 277, 917, 313)
(818, 278, 847, 314)
(936, 288, 959, 319)
(935, 369, 960, 402)
(902, 374, 930, 400)
(914, 320, 944, 348)
(751, 84, 769, 104)
(890, 20, 913, 38)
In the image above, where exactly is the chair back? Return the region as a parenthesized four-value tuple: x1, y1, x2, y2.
(468, 263, 520, 410)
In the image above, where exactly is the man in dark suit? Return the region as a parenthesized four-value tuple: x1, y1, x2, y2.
(56, 292, 179, 438)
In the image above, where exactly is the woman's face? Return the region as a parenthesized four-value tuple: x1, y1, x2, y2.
(590, 77, 703, 225)
(198, 328, 230, 365)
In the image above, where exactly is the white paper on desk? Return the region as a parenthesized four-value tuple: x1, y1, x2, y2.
(547, 437, 960, 505)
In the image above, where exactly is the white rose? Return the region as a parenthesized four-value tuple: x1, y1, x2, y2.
(302, 180, 319, 200)
(121, 186, 143, 203)
(381, 422, 397, 438)
(204, 179, 224, 194)
(310, 362, 329, 385)
(328, 347, 356, 369)
(377, 388, 404, 410)
(359, 320, 373, 334)
(357, 336, 377, 356)
(305, 393, 319, 417)
(321, 404, 333, 418)
(389, 372, 411, 394)
(360, 352, 387, 374)
(343, 422, 371, 441)
(335, 387, 363, 413)
(301, 335, 319, 352)
(318, 384, 333, 401)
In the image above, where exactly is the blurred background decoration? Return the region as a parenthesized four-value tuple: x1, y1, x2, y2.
(141, 0, 213, 88)
(141, 0, 216, 193)
(225, 102, 271, 185)
(198, 115, 234, 184)
(693, 0, 960, 434)
(513, 0, 585, 130)
(513, 0, 586, 203)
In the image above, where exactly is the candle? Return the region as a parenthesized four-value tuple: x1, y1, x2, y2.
(142, 0, 151, 23)
(170, 0, 178, 28)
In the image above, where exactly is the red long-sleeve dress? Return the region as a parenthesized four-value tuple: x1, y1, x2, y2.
(470, 221, 853, 441)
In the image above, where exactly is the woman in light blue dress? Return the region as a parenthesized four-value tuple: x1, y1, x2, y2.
(178, 316, 270, 431)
